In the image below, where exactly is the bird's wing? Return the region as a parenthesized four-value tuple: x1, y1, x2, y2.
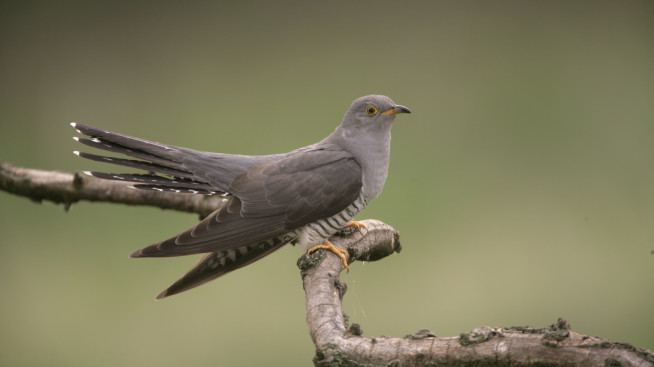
(231, 145, 363, 228)
(132, 145, 363, 257)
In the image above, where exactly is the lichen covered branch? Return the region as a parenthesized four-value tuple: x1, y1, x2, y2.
(0, 161, 223, 217)
(300, 220, 654, 367)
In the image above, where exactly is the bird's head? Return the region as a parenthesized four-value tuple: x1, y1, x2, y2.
(341, 95, 411, 131)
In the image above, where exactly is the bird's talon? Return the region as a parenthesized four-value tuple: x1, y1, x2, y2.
(338, 220, 367, 236)
(308, 240, 350, 271)
(345, 220, 367, 231)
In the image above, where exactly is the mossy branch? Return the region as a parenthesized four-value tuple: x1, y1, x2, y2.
(1, 161, 653, 366)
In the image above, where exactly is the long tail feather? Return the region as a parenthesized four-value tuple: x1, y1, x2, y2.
(72, 136, 178, 168)
(81, 171, 225, 195)
(73, 149, 194, 178)
(130, 184, 223, 195)
(70, 122, 263, 195)
(71, 122, 179, 162)
(71, 122, 222, 194)
(82, 171, 213, 189)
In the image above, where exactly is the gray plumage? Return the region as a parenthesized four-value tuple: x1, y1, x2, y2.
(71, 95, 410, 298)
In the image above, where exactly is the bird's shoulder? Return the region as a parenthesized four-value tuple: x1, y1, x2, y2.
(232, 143, 358, 180)
(226, 143, 363, 225)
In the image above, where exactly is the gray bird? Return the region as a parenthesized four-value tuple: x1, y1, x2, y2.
(71, 95, 410, 298)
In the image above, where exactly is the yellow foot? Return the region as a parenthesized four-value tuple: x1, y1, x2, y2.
(344, 220, 367, 231)
(308, 240, 350, 271)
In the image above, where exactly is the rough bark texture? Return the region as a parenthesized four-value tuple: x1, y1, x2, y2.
(2, 161, 653, 366)
(0, 161, 224, 217)
(299, 221, 654, 367)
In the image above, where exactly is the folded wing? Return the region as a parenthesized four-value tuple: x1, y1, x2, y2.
(71, 123, 362, 257)
(132, 146, 363, 257)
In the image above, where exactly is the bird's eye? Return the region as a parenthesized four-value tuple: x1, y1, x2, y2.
(365, 105, 378, 116)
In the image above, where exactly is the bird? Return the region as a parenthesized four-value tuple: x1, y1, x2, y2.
(70, 95, 411, 299)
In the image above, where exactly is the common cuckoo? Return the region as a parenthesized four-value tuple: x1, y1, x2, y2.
(71, 95, 410, 298)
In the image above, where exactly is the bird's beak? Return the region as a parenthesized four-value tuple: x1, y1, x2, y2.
(381, 104, 412, 116)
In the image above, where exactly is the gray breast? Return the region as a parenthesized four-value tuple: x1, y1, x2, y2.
(359, 135, 391, 201)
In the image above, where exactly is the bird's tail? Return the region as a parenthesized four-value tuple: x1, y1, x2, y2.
(70, 122, 223, 195)
(156, 235, 293, 299)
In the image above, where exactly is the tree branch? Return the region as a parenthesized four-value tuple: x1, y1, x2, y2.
(0, 161, 224, 217)
(300, 220, 654, 367)
(2, 161, 653, 366)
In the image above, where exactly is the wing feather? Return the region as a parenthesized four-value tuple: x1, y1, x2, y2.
(132, 146, 362, 257)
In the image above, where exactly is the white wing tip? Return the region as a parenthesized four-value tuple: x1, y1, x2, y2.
(82, 170, 94, 176)
(72, 150, 81, 156)
(72, 136, 80, 142)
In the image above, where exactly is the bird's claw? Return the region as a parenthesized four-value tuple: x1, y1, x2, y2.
(338, 220, 367, 236)
(345, 220, 367, 231)
(308, 240, 350, 271)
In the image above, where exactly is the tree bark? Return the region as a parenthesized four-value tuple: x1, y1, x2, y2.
(0, 161, 224, 217)
(300, 220, 654, 366)
(2, 161, 653, 366)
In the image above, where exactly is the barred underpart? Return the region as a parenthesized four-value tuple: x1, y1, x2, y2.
(295, 193, 367, 249)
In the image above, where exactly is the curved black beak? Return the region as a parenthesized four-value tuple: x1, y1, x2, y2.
(394, 104, 411, 114)
(381, 104, 412, 116)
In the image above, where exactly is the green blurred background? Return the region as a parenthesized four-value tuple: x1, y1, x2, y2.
(1, 1, 653, 365)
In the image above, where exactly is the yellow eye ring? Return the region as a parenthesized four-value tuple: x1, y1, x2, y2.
(365, 105, 378, 116)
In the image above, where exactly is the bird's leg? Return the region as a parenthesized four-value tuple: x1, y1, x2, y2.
(344, 220, 367, 231)
(308, 240, 350, 271)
